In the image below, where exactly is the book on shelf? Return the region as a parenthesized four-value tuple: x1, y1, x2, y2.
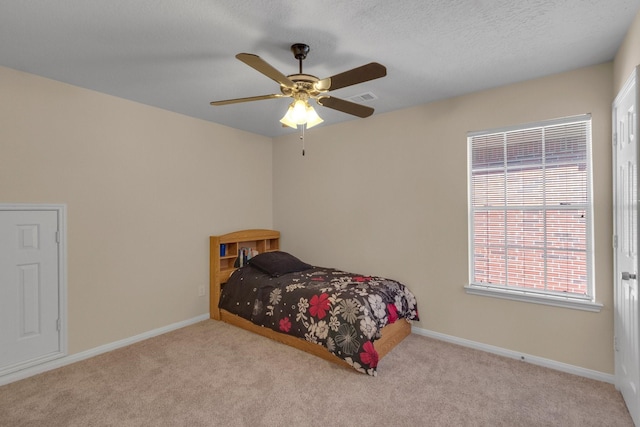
(234, 247, 259, 268)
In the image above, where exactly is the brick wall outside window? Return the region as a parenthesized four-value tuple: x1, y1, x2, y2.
(472, 205, 588, 295)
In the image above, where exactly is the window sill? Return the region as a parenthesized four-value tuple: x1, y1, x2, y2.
(464, 285, 603, 312)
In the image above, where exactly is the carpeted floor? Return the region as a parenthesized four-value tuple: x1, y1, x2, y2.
(0, 320, 633, 426)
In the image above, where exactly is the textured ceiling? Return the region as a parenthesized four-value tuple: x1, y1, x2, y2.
(1, 0, 639, 137)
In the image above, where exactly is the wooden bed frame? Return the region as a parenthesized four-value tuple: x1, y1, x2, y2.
(209, 229, 412, 370)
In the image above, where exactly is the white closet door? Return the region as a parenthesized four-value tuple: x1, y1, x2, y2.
(0, 209, 61, 373)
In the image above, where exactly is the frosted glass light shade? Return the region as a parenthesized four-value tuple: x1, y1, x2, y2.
(304, 105, 324, 129)
(279, 105, 298, 128)
(291, 100, 307, 123)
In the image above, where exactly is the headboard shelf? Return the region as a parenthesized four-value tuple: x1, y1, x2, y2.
(210, 229, 280, 319)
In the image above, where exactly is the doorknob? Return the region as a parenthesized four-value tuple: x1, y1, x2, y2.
(622, 272, 637, 280)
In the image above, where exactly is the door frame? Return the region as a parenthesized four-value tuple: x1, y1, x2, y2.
(0, 203, 67, 376)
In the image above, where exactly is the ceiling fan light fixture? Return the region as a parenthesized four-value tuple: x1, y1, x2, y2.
(279, 99, 323, 129)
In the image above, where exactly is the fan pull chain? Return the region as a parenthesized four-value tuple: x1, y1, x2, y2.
(300, 125, 305, 156)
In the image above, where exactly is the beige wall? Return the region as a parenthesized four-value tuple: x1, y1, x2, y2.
(614, 9, 640, 93)
(273, 62, 614, 373)
(0, 66, 273, 354)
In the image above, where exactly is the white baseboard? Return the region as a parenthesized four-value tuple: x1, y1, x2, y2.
(0, 314, 210, 387)
(2, 316, 613, 387)
(411, 326, 615, 384)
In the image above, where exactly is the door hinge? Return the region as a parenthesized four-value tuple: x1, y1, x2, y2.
(613, 235, 618, 249)
(55, 230, 60, 244)
(56, 318, 61, 331)
(614, 335, 619, 352)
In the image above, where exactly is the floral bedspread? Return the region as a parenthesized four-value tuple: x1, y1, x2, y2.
(218, 265, 419, 376)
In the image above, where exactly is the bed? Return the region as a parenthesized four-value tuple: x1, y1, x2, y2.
(210, 229, 419, 375)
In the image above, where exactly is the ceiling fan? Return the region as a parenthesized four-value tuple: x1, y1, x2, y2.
(210, 43, 387, 129)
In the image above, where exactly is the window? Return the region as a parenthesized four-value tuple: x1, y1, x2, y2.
(466, 115, 601, 311)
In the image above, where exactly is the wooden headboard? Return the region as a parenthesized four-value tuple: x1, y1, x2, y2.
(209, 229, 280, 319)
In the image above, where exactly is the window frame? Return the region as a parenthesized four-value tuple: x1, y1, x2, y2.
(465, 114, 602, 312)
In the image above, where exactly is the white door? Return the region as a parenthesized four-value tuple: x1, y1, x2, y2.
(0, 208, 62, 374)
(614, 66, 640, 426)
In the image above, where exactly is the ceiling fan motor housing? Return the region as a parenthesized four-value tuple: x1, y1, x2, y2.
(281, 74, 324, 99)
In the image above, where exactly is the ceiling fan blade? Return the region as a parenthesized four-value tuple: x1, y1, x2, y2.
(210, 94, 285, 106)
(236, 53, 295, 88)
(315, 62, 387, 92)
(316, 96, 374, 118)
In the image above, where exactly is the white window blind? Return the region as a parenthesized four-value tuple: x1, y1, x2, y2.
(468, 115, 594, 303)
